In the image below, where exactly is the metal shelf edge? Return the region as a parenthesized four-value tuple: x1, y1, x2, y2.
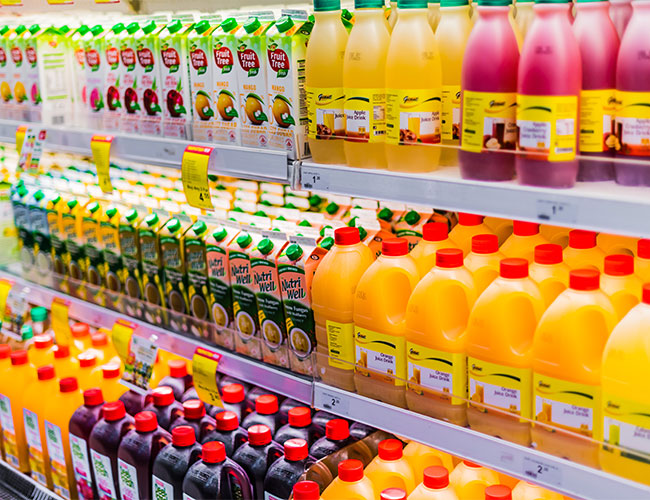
(0, 460, 64, 500)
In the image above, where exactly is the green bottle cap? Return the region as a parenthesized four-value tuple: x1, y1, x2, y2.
(67, 199, 78, 209)
(167, 20, 184, 34)
(298, 220, 312, 227)
(358, 226, 368, 241)
(237, 233, 252, 248)
(220, 18, 238, 32)
(111, 23, 126, 34)
(441, 0, 469, 5)
(51, 195, 61, 205)
(77, 25, 90, 36)
(232, 207, 244, 213)
(192, 220, 207, 235)
(21, 325, 33, 341)
(309, 194, 322, 207)
(90, 25, 104, 37)
(30, 307, 47, 322)
(397, 0, 427, 7)
(142, 21, 157, 34)
(355, 0, 385, 8)
(325, 202, 339, 215)
(33, 190, 44, 202)
(342, 8, 354, 18)
(194, 20, 211, 34)
(378, 207, 394, 221)
(87, 201, 100, 214)
(243, 17, 261, 34)
(314, 0, 342, 11)
(347, 217, 358, 228)
(286, 243, 303, 261)
(125, 208, 138, 222)
(276, 16, 295, 33)
(320, 225, 332, 237)
(145, 213, 159, 227)
(0, 26, 9, 37)
(254, 210, 269, 218)
(166, 218, 182, 233)
(320, 236, 335, 250)
(404, 210, 421, 225)
(14, 25, 26, 36)
(213, 228, 228, 242)
(276, 216, 287, 222)
(28, 24, 41, 35)
(59, 25, 71, 35)
(258, 238, 274, 255)
(105, 207, 117, 218)
(127, 22, 140, 34)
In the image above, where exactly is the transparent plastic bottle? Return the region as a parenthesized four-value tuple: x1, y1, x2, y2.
(263, 438, 315, 500)
(200, 410, 249, 457)
(151, 426, 202, 499)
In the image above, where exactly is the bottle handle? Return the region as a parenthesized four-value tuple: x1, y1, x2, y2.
(223, 461, 254, 500)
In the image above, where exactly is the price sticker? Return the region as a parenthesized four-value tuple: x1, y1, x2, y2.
(91, 135, 114, 193)
(181, 145, 213, 210)
(51, 297, 72, 346)
(536, 199, 577, 224)
(47, 0, 73, 3)
(192, 347, 223, 409)
(522, 456, 563, 488)
(314, 387, 350, 416)
(0, 0, 22, 5)
(301, 167, 329, 191)
(111, 319, 135, 363)
(15, 125, 27, 156)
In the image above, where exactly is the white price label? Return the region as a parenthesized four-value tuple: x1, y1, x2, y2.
(315, 388, 350, 417)
(536, 199, 577, 224)
(301, 168, 329, 191)
(522, 456, 563, 487)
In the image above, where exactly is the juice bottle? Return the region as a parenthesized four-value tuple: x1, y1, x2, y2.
(464, 234, 503, 295)
(436, 0, 472, 167)
(29, 335, 54, 369)
(294, 480, 322, 500)
(410, 222, 456, 276)
(409, 466, 459, 500)
(449, 213, 492, 256)
(89, 331, 119, 365)
(484, 217, 514, 246)
(44, 377, 83, 500)
(500, 221, 549, 263)
(429, 0, 442, 28)
(354, 238, 420, 407)
(466, 259, 545, 446)
(516, 0, 581, 188)
(305, 0, 348, 165)
(158, 358, 192, 400)
(53, 345, 79, 380)
(342, 0, 391, 169)
(610, 0, 632, 38)
(77, 352, 102, 391)
(151, 426, 202, 499)
(242, 394, 282, 434)
(170, 399, 216, 441)
(637, 239, 650, 282)
(449, 460, 499, 499)
(263, 438, 314, 499)
(540, 224, 570, 248)
(309, 419, 357, 476)
(365, 439, 416, 495)
(564, 230, 606, 271)
(597, 233, 637, 256)
(321, 459, 376, 500)
(117, 411, 172, 500)
(71, 322, 92, 353)
(459, 0, 519, 181)
(69, 389, 105, 500)
(211, 383, 247, 420)
(405, 248, 476, 425)
(385, 0, 443, 172)
(100, 365, 126, 403)
(274, 406, 318, 445)
(232, 424, 284, 498)
(201, 410, 249, 456)
(278, 399, 307, 427)
(529, 243, 569, 306)
(601, 254, 642, 319)
(403, 442, 454, 482)
(144, 386, 184, 431)
(486, 485, 513, 500)
(512, 481, 564, 500)
(515, 0, 535, 39)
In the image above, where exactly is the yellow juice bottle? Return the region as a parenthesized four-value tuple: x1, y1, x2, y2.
(637, 239, 650, 282)
(601, 254, 642, 320)
(512, 480, 564, 500)
(464, 234, 503, 295)
(76, 352, 103, 391)
(306, 0, 349, 165)
(364, 439, 416, 495)
(322, 459, 376, 499)
(597, 233, 637, 257)
(385, 0, 442, 172)
(539, 224, 569, 248)
(564, 230, 606, 271)
(409, 466, 459, 500)
(409, 222, 456, 277)
(100, 364, 126, 403)
(448, 213, 493, 256)
(89, 330, 120, 365)
(500, 221, 549, 263)
(53, 345, 80, 380)
(0, 344, 10, 459)
(449, 461, 499, 499)
(343, 0, 391, 168)
(403, 441, 454, 481)
(428, 1, 442, 29)
(29, 335, 54, 369)
(484, 217, 514, 246)
(529, 244, 569, 307)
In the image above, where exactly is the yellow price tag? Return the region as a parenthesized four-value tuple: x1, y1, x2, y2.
(0, 279, 13, 323)
(111, 319, 135, 362)
(47, 0, 73, 3)
(95, 0, 119, 3)
(192, 347, 223, 409)
(91, 135, 114, 193)
(0, 0, 23, 5)
(181, 145, 214, 210)
(15, 125, 27, 156)
(51, 297, 72, 346)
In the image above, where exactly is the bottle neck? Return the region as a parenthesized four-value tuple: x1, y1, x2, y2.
(313, 10, 342, 21)
(355, 7, 386, 19)
(476, 5, 512, 18)
(396, 7, 429, 20)
(533, 2, 572, 17)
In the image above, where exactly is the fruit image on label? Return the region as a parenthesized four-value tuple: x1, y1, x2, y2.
(45, 421, 71, 499)
(615, 91, 650, 156)
(354, 326, 406, 386)
(70, 434, 94, 500)
(306, 86, 345, 139)
(461, 91, 518, 153)
(407, 343, 466, 405)
(326, 320, 355, 370)
(385, 89, 442, 145)
(91, 449, 118, 499)
(579, 89, 617, 153)
(442, 85, 461, 141)
(23, 409, 46, 486)
(344, 88, 386, 143)
(0, 394, 18, 468)
(152, 474, 174, 500)
(602, 394, 650, 459)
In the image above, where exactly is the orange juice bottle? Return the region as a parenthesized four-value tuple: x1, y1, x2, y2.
(539, 225, 570, 248)
(601, 254, 642, 320)
(636, 239, 650, 282)
(500, 221, 549, 263)
(321, 459, 376, 500)
(409, 466, 459, 500)
(365, 439, 416, 495)
(532, 269, 617, 467)
(449, 460, 499, 499)
(405, 248, 476, 426)
(403, 441, 454, 481)
(512, 481, 564, 500)
(449, 213, 492, 256)
(53, 344, 80, 380)
(29, 334, 54, 369)
(354, 238, 420, 408)
(484, 217, 514, 246)
(529, 244, 569, 307)
(89, 330, 120, 365)
(71, 322, 92, 354)
(466, 259, 545, 446)
(597, 233, 638, 257)
(410, 222, 456, 276)
(100, 365, 127, 403)
(564, 230, 605, 271)
(465, 234, 503, 295)
(77, 352, 103, 391)
(485, 485, 513, 500)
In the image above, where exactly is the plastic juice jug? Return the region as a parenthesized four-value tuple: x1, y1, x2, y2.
(45, 377, 83, 499)
(77, 352, 102, 391)
(100, 365, 127, 403)
(512, 481, 564, 500)
(637, 239, 650, 282)
(601, 254, 642, 319)
(294, 480, 322, 500)
(71, 322, 92, 353)
(120, 390, 147, 417)
(365, 439, 416, 495)
(483, 217, 514, 246)
(403, 442, 454, 482)
(410, 222, 456, 276)
(449, 460, 499, 499)
(409, 466, 459, 499)
(529, 244, 569, 306)
(405, 248, 476, 425)
(274, 406, 317, 445)
(151, 426, 202, 499)
(354, 238, 420, 407)
(459, 0, 519, 181)
(53, 345, 79, 380)
(486, 485, 513, 500)
(429, 0, 442, 28)
(466, 259, 545, 446)
(465, 234, 503, 295)
(309, 419, 356, 475)
(305, 0, 349, 165)
(170, 399, 216, 441)
(201, 410, 249, 456)
(89, 331, 119, 365)
(158, 358, 192, 400)
(597, 233, 637, 256)
(515, 0, 535, 39)
(539, 225, 570, 248)
(29, 335, 53, 368)
(449, 213, 492, 256)
(278, 398, 306, 427)
(322, 459, 376, 500)
(232, 424, 284, 498)
(264, 438, 314, 499)
(245, 386, 279, 414)
(144, 386, 184, 431)
(211, 383, 247, 420)
(500, 221, 549, 262)
(385, 0, 443, 172)
(564, 230, 606, 271)
(242, 394, 282, 434)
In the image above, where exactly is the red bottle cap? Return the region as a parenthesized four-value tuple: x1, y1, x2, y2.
(534, 244, 563, 265)
(436, 248, 463, 269)
(338, 459, 364, 482)
(381, 488, 407, 500)
(135, 411, 158, 432)
(643, 283, 650, 305)
(34, 335, 53, 350)
(382, 238, 409, 257)
(293, 481, 321, 500)
(423, 222, 448, 242)
(284, 438, 308, 461)
(37, 365, 55, 381)
(604, 254, 634, 276)
(216, 411, 239, 431)
(53, 344, 70, 359)
(255, 394, 278, 415)
(485, 485, 512, 500)
(60, 377, 78, 393)
(91, 332, 108, 347)
(0, 344, 10, 360)
(325, 419, 349, 440)
(378, 439, 403, 461)
(183, 399, 206, 419)
(638, 239, 650, 259)
(83, 388, 104, 407)
(513, 220, 539, 236)
(71, 322, 90, 338)
(570, 269, 600, 291)
(500, 258, 528, 279)
(458, 213, 483, 226)
(288, 407, 312, 428)
(202, 441, 226, 463)
(472, 234, 498, 254)
(153, 386, 175, 406)
(172, 425, 196, 447)
(168, 359, 188, 378)
(103, 401, 126, 421)
(423, 466, 449, 489)
(222, 383, 245, 404)
(102, 365, 120, 379)
(10, 350, 28, 365)
(569, 229, 597, 249)
(78, 352, 97, 368)
(334, 227, 360, 246)
(248, 424, 272, 446)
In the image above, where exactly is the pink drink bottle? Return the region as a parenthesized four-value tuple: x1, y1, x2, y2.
(609, 0, 632, 38)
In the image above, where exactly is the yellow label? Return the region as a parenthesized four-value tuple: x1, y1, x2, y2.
(91, 135, 114, 193)
(51, 298, 72, 346)
(111, 319, 135, 362)
(616, 90, 650, 156)
(602, 393, 650, 460)
(181, 145, 213, 210)
(306, 86, 345, 140)
(15, 125, 27, 156)
(326, 320, 355, 370)
(0, 0, 22, 5)
(0, 279, 13, 322)
(534, 373, 599, 438)
(468, 356, 532, 420)
(517, 94, 578, 162)
(47, 0, 73, 3)
(579, 89, 617, 153)
(461, 90, 517, 153)
(407, 342, 466, 405)
(95, 0, 119, 3)
(344, 88, 386, 144)
(354, 326, 406, 386)
(192, 347, 224, 409)
(441, 85, 461, 142)
(386, 89, 441, 145)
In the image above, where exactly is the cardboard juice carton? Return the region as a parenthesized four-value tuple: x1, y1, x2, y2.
(120, 22, 142, 134)
(46, 192, 66, 277)
(66, 24, 89, 127)
(159, 216, 192, 333)
(136, 20, 166, 136)
(212, 18, 242, 145)
(103, 22, 126, 131)
(183, 219, 212, 339)
(21, 24, 43, 123)
(99, 204, 123, 310)
(81, 201, 106, 304)
(83, 24, 107, 129)
(395, 208, 433, 251)
(188, 20, 218, 142)
(30, 189, 52, 285)
(138, 212, 167, 326)
(119, 207, 144, 318)
(0, 25, 11, 119)
(6, 25, 27, 122)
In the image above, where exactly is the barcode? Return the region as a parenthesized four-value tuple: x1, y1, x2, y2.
(52, 115, 64, 125)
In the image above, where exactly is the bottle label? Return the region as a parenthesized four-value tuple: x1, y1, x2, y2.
(0, 394, 19, 468)
(533, 373, 599, 438)
(579, 89, 617, 153)
(468, 357, 532, 420)
(118, 458, 140, 500)
(602, 393, 650, 460)
(183, 495, 197, 500)
(406, 342, 467, 405)
(441, 85, 461, 142)
(264, 492, 284, 500)
(70, 434, 94, 500)
(460, 90, 517, 153)
(344, 88, 386, 143)
(517, 94, 578, 162)
(23, 409, 46, 486)
(326, 320, 355, 370)
(91, 449, 118, 499)
(616, 90, 650, 156)
(306, 86, 345, 140)
(354, 326, 406, 386)
(152, 474, 175, 500)
(385, 89, 441, 145)
(45, 420, 71, 499)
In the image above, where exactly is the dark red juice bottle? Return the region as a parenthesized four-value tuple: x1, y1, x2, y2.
(169, 399, 216, 441)
(119, 390, 148, 417)
(158, 359, 193, 400)
(245, 386, 283, 414)
(241, 394, 282, 434)
(144, 386, 184, 430)
(181, 387, 214, 415)
(274, 407, 318, 446)
(151, 426, 202, 498)
(309, 419, 357, 476)
(263, 438, 315, 500)
(210, 383, 247, 421)
(278, 398, 306, 426)
(201, 411, 248, 457)
(232, 424, 283, 498)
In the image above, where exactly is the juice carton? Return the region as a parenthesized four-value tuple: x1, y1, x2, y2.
(119, 208, 144, 318)
(30, 190, 53, 284)
(0, 25, 11, 118)
(395, 209, 433, 251)
(99, 205, 123, 310)
(6, 25, 27, 122)
(67, 25, 89, 128)
(21, 24, 43, 123)
(160, 217, 193, 333)
(83, 25, 107, 129)
(265, 11, 311, 159)
(188, 20, 219, 142)
(61, 197, 88, 287)
(236, 14, 275, 149)
(46, 192, 66, 276)
(120, 22, 143, 134)
(183, 220, 212, 339)
(103, 23, 126, 131)
(136, 21, 166, 136)
(139, 212, 168, 326)
(212, 18, 242, 145)
(81, 201, 105, 292)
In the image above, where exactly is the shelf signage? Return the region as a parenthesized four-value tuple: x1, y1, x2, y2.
(51, 297, 71, 346)
(192, 347, 223, 408)
(181, 145, 214, 210)
(91, 135, 114, 193)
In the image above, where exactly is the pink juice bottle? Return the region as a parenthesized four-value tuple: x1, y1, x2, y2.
(573, 0, 619, 181)
(516, 0, 581, 188)
(459, 0, 520, 181)
(609, 0, 632, 38)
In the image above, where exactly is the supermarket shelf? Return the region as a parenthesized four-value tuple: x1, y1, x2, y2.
(313, 382, 650, 500)
(0, 460, 63, 500)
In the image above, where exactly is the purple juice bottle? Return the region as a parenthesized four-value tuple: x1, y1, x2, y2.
(274, 407, 319, 446)
(119, 390, 148, 417)
(169, 399, 216, 441)
(144, 386, 184, 430)
(232, 424, 283, 498)
(158, 359, 193, 401)
(151, 426, 202, 499)
(201, 411, 249, 457)
(263, 439, 315, 500)
(241, 394, 282, 435)
(210, 383, 248, 421)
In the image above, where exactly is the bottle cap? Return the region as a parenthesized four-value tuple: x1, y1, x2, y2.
(258, 238, 274, 255)
(335, 227, 360, 246)
(500, 258, 528, 279)
(60, 377, 78, 393)
(326, 202, 340, 215)
(513, 220, 539, 236)
(404, 210, 421, 226)
(397, 0, 427, 7)
(248, 424, 272, 446)
(638, 239, 650, 259)
(255, 394, 278, 415)
(10, 350, 28, 366)
(378, 207, 393, 221)
(103, 401, 126, 421)
(30, 306, 48, 322)
(463, 460, 481, 467)
(91, 332, 108, 346)
(472, 234, 499, 254)
(21, 325, 33, 341)
(288, 407, 312, 428)
(314, 0, 342, 11)
(202, 441, 227, 463)
(0, 344, 10, 359)
(220, 18, 238, 33)
(381, 489, 407, 500)
(34, 335, 53, 350)
(436, 248, 463, 268)
(71, 322, 90, 339)
(102, 365, 120, 379)
(643, 284, 650, 305)
(168, 359, 188, 378)
(222, 383, 245, 404)
(534, 244, 563, 265)
(382, 238, 409, 256)
(378, 439, 403, 461)
(83, 388, 104, 406)
(153, 386, 175, 406)
(423, 222, 449, 242)
(216, 411, 239, 431)
(284, 438, 309, 461)
(243, 17, 261, 34)
(569, 229, 597, 249)
(78, 352, 97, 368)
(293, 481, 321, 500)
(338, 459, 364, 482)
(135, 411, 158, 432)
(37, 365, 55, 381)
(458, 213, 483, 226)
(604, 254, 634, 276)
(326, 419, 349, 440)
(53, 344, 70, 359)
(213, 228, 228, 242)
(286, 243, 304, 261)
(485, 485, 512, 500)
(183, 399, 206, 419)
(423, 466, 449, 489)
(320, 237, 335, 251)
(172, 425, 196, 446)
(569, 269, 599, 291)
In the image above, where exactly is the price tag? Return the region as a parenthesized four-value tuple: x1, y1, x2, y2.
(181, 145, 213, 210)
(522, 456, 563, 488)
(120, 335, 158, 394)
(111, 319, 135, 362)
(314, 387, 350, 416)
(95, 0, 119, 3)
(15, 125, 27, 156)
(47, 0, 73, 3)
(0, 280, 13, 323)
(301, 167, 329, 191)
(0, 0, 22, 5)
(192, 347, 223, 409)
(536, 199, 577, 224)
(91, 135, 114, 193)
(51, 297, 72, 346)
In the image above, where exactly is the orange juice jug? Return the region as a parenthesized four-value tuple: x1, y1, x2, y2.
(409, 466, 459, 500)
(512, 481, 564, 500)
(532, 269, 617, 467)
(294, 480, 323, 500)
(100, 365, 127, 403)
(464, 234, 503, 295)
(486, 485, 513, 500)
(71, 322, 92, 354)
(597, 233, 637, 257)
(385, 0, 443, 172)
(410, 222, 456, 276)
(365, 439, 416, 495)
(466, 258, 545, 446)
(306, 0, 349, 165)
(637, 239, 650, 282)
(601, 254, 642, 320)
(484, 217, 514, 246)
(353, 238, 420, 408)
(529, 244, 569, 307)
(500, 221, 549, 263)
(564, 230, 605, 271)
(89, 330, 120, 365)
(429, 1, 442, 30)
(449, 213, 492, 256)
(343, 0, 391, 168)
(405, 248, 476, 425)
(403, 441, 454, 481)
(312, 227, 375, 392)
(449, 460, 499, 499)
(77, 352, 103, 391)
(53, 344, 79, 380)
(29, 334, 54, 368)
(321, 458, 376, 500)
(539, 225, 570, 249)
